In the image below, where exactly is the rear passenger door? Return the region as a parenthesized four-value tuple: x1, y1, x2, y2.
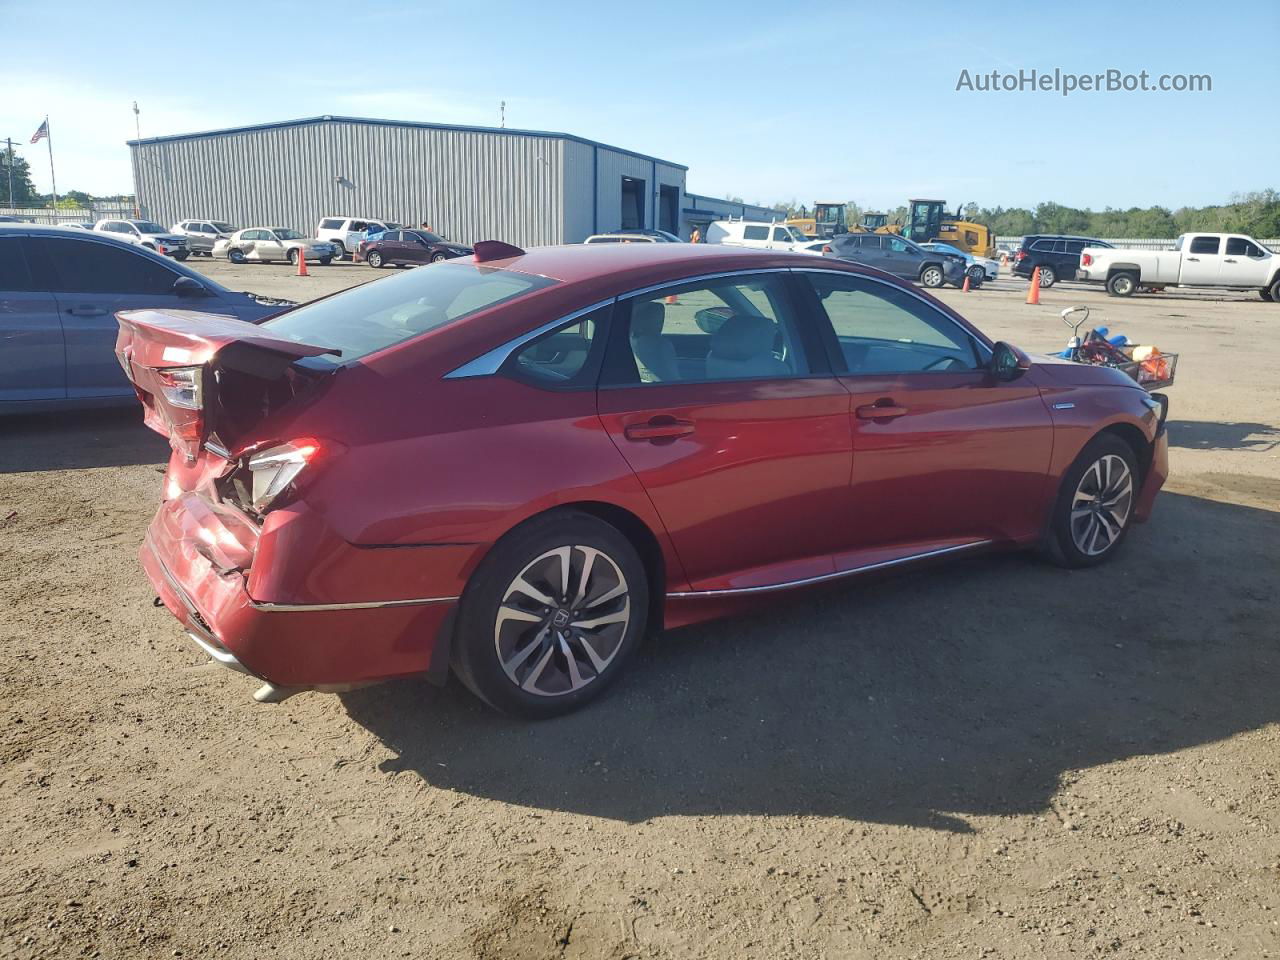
(32, 236, 189, 399)
(595, 272, 854, 592)
(1181, 235, 1223, 285)
(0, 235, 64, 402)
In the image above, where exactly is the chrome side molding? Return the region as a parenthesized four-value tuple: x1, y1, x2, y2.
(667, 540, 993, 598)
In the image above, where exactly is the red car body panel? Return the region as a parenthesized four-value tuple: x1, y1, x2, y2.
(121, 244, 1168, 692)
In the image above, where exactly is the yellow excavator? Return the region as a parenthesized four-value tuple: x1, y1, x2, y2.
(853, 212, 899, 234)
(786, 202, 848, 240)
(902, 199, 994, 257)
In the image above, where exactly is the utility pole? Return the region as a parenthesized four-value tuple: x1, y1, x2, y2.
(132, 103, 141, 216)
(2, 137, 13, 208)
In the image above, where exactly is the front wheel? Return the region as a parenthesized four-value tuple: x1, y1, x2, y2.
(287, 249, 301, 266)
(366, 251, 384, 268)
(227, 248, 247, 264)
(919, 265, 945, 288)
(319, 256, 332, 266)
(452, 511, 649, 719)
(1267, 278, 1280, 302)
(430, 252, 448, 263)
(967, 264, 985, 283)
(1106, 271, 1138, 297)
(1046, 434, 1139, 568)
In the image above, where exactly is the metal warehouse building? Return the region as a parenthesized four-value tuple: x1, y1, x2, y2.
(128, 115, 772, 247)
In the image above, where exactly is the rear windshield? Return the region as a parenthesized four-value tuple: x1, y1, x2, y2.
(260, 262, 558, 366)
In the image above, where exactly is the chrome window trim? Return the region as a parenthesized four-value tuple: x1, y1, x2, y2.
(620, 266, 794, 302)
(667, 540, 992, 598)
(443, 298, 614, 379)
(790, 266, 993, 362)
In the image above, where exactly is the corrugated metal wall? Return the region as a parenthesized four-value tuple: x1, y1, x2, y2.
(131, 118, 690, 248)
(131, 120, 569, 247)
(683, 193, 778, 225)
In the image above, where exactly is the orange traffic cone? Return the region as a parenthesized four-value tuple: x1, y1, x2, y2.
(664, 294, 679, 305)
(961, 274, 971, 293)
(1025, 267, 1041, 305)
(296, 251, 309, 277)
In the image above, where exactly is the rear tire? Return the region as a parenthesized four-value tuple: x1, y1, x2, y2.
(173, 250, 189, 261)
(367, 251, 384, 268)
(1038, 265, 1057, 287)
(430, 252, 448, 263)
(288, 249, 300, 266)
(452, 511, 649, 719)
(1046, 433, 1139, 568)
(331, 241, 347, 261)
(319, 256, 332, 266)
(1106, 271, 1138, 297)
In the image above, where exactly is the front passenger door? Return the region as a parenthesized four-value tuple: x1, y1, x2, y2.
(798, 270, 1053, 562)
(34, 236, 190, 398)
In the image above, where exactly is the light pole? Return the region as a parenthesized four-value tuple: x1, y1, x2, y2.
(2, 138, 13, 208)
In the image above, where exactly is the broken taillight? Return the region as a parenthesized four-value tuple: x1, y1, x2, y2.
(246, 439, 322, 512)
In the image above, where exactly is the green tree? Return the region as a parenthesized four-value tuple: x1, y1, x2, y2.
(0, 148, 39, 206)
(57, 189, 94, 209)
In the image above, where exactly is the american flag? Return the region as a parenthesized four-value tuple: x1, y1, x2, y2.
(30, 120, 49, 144)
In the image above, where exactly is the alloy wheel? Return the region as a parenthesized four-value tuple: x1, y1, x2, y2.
(1070, 454, 1134, 556)
(494, 545, 631, 697)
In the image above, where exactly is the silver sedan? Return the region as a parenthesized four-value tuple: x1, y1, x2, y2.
(214, 227, 334, 265)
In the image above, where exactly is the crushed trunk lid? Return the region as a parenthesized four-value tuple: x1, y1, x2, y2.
(115, 309, 339, 461)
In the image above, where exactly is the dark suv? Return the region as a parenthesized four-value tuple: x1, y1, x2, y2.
(1013, 235, 1113, 288)
(824, 232, 966, 288)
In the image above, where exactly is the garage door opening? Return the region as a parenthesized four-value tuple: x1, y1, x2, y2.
(659, 185, 679, 234)
(621, 176, 645, 230)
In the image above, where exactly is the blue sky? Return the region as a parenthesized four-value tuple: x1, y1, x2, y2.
(2, 0, 1276, 211)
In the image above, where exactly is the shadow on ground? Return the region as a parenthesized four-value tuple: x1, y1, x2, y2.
(0, 408, 168, 473)
(1167, 419, 1280, 453)
(342, 492, 1280, 830)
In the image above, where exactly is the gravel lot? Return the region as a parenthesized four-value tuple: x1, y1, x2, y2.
(2, 259, 1279, 959)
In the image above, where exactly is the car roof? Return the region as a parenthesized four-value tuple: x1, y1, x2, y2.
(480, 241, 872, 285)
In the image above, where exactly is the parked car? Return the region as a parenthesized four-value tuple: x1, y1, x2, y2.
(796, 240, 829, 256)
(920, 241, 998, 283)
(315, 217, 399, 259)
(0, 215, 26, 223)
(213, 227, 334, 266)
(824, 232, 966, 288)
(584, 229, 682, 244)
(358, 228, 473, 268)
(93, 218, 190, 260)
(0, 224, 289, 413)
(705, 220, 809, 251)
(61, 222, 96, 230)
(1078, 233, 1280, 300)
(1012, 235, 1113, 288)
(172, 219, 238, 256)
(121, 241, 1168, 717)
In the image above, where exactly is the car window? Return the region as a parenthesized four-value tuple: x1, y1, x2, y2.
(607, 274, 808, 386)
(508, 305, 608, 388)
(742, 225, 769, 241)
(1029, 239, 1049, 252)
(351, 221, 368, 231)
(38, 237, 179, 295)
(1189, 236, 1220, 255)
(771, 228, 791, 242)
(319, 219, 342, 230)
(860, 235, 881, 250)
(261, 261, 558, 366)
(887, 237, 911, 254)
(0, 236, 36, 291)
(382, 231, 402, 242)
(1064, 240, 1086, 253)
(1225, 237, 1264, 257)
(804, 272, 983, 375)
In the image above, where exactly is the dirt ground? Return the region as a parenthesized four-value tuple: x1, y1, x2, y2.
(3, 260, 1279, 959)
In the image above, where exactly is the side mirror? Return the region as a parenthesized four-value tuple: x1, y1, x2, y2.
(172, 276, 209, 298)
(991, 341, 1031, 381)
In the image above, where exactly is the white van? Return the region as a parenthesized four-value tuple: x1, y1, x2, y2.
(315, 217, 400, 259)
(705, 220, 809, 252)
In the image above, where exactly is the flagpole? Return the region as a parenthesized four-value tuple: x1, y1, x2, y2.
(44, 116, 58, 210)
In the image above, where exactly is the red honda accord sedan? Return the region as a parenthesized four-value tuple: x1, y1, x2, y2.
(117, 241, 1168, 717)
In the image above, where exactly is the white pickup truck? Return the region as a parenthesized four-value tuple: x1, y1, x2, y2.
(1078, 233, 1280, 300)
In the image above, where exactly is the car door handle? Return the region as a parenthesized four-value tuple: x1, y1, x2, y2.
(624, 417, 695, 441)
(66, 306, 107, 317)
(1187, 257, 1199, 262)
(1223, 258, 1237, 263)
(856, 401, 908, 420)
